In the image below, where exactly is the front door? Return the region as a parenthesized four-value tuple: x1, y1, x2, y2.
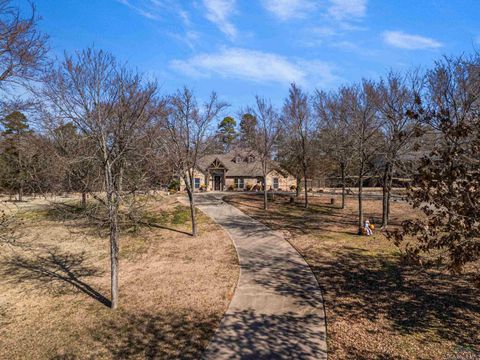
(214, 175, 221, 191)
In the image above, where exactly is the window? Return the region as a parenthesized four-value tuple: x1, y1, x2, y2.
(248, 155, 254, 163)
(273, 177, 279, 190)
(234, 178, 245, 189)
(235, 155, 242, 163)
(194, 178, 201, 189)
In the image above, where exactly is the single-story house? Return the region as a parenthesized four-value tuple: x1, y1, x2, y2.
(180, 149, 296, 192)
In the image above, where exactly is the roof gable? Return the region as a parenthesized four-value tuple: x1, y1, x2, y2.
(207, 157, 228, 170)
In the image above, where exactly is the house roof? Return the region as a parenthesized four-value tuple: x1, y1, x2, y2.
(197, 149, 289, 178)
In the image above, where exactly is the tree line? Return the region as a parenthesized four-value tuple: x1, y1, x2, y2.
(1, 0, 478, 307)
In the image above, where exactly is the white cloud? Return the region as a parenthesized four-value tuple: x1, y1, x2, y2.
(170, 47, 338, 87)
(262, 0, 317, 20)
(383, 31, 442, 50)
(263, 0, 367, 21)
(300, 26, 338, 47)
(203, 0, 237, 40)
(117, 0, 160, 20)
(169, 30, 200, 50)
(311, 26, 337, 37)
(328, 0, 367, 20)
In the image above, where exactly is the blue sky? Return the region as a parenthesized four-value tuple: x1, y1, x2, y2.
(30, 0, 480, 111)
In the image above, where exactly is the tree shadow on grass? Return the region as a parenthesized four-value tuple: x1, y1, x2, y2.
(231, 205, 356, 237)
(136, 220, 192, 236)
(93, 311, 220, 360)
(311, 247, 480, 353)
(91, 309, 326, 360)
(1, 248, 111, 307)
(223, 196, 264, 210)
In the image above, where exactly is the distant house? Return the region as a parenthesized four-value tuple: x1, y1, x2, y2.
(180, 149, 296, 192)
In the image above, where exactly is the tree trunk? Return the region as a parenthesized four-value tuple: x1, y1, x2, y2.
(303, 166, 308, 209)
(108, 199, 119, 310)
(381, 162, 394, 229)
(263, 175, 268, 210)
(381, 163, 389, 229)
(387, 164, 393, 224)
(188, 173, 197, 237)
(81, 192, 87, 208)
(118, 165, 124, 194)
(387, 187, 391, 219)
(296, 176, 301, 197)
(18, 183, 23, 202)
(105, 162, 119, 310)
(341, 162, 346, 209)
(358, 168, 364, 232)
(187, 188, 197, 236)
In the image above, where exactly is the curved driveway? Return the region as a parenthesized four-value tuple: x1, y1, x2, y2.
(192, 193, 327, 360)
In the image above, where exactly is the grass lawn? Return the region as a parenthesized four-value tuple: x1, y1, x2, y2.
(0, 194, 239, 359)
(224, 192, 480, 360)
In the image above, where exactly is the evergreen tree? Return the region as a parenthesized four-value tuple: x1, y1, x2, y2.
(1, 111, 30, 135)
(217, 116, 237, 152)
(0, 111, 32, 200)
(239, 113, 257, 145)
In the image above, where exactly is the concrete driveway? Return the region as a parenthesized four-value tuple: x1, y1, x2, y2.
(187, 193, 327, 359)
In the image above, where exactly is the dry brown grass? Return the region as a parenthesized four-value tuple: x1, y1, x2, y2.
(224, 192, 480, 360)
(0, 194, 239, 359)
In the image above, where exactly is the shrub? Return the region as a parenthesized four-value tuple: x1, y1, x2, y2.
(290, 185, 296, 191)
(168, 179, 180, 192)
(246, 184, 253, 191)
(228, 185, 235, 191)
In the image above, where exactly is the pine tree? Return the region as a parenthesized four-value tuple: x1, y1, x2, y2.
(0, 111, 32, 201)
(217, 116, 237, 152)
(239, 113, 257, 145)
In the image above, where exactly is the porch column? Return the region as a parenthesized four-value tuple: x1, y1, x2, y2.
(222, 169, 225, 191)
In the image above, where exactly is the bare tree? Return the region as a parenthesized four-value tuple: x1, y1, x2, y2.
(276, 134, 303, 197)
(39, 48, 157, 309)
(375, 70, 423, 228)
(46, 122, 99, 206)
(0, 0, 48, 102)
(249, 96, 282, 210)
(282, 83, 314, 208)
(314, 90, 356, 209)
(342, 81, 385, 231)
(159, 87, 226, 236)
